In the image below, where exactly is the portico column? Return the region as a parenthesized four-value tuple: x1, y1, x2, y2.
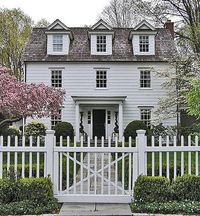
(119, 103, 123, 142)
(75, 103, 80, 142)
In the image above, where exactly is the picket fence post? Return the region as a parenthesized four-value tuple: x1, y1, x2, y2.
(46, 130, 55, 179)
(136, 130, 147, 176)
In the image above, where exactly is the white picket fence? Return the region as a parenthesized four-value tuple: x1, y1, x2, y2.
(0, 130, 200, 203)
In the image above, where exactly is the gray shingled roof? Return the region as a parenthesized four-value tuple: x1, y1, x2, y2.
(23, 27, 172, 62)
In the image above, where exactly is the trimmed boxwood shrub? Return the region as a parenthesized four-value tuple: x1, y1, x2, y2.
(0, 177, 60, 215)
(124, 120, 147, 140)
(54, 121, 74, 139)
(172, 175, 200, 201)
(25, 120, 47, 137)
(134, 175, 171, 203)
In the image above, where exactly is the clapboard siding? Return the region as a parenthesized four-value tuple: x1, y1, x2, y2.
(26, 62, 176, 132)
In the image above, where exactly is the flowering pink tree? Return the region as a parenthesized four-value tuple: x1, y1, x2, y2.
(0, 67, 65, 127)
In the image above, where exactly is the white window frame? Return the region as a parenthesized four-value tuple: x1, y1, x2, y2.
(51, 70, 62, 88)
(139, 35, 149, 53)
(96, 70, 107, 88)
(53, 35, 63, 52)
(140, 70, 151, 88)
(140, 108, 151, 128)
(51, 109, 62, 129)
(96, 35, 107, 52)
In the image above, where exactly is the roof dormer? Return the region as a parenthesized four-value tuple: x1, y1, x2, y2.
(129, 20, 157, 56)
(88, 19, 114, 55)
(45, 19, 73, 55)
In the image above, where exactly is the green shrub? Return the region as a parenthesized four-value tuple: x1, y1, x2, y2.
(0, 199, 60, 215)
(25, 120, 47, 137)
(134, 175, 171, 203)
(0, 177, 54, 204)
(18, 178, 53, 204)
(131, 201, 200, 214)
(54, 121, 74, 139)
(124, 120, 147, 140)
(172, 175, 200, 201)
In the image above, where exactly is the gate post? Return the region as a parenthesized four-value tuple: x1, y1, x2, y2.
(46, 130, 55, 178)
(136, 130, 147, 176)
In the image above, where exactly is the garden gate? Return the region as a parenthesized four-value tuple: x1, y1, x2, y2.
(0, 130, 200, 203)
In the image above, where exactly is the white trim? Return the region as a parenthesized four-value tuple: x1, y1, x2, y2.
(91, 19, 113, 31)
(47, 19, 70, 31)
(134, 20, 156, 31)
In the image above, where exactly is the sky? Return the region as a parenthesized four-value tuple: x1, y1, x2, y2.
(0, 0, 111, 26)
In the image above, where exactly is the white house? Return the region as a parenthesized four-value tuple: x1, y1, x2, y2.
(23, 19, 176, 141)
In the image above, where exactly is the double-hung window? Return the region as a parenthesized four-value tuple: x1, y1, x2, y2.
(51, 70, 62, 88)
(53, 35, 63, 52)
(97, 35, 106, 52)
(96, 70, 107, 88)
(51, 110, 62, 129)
(140, 108, 151, 128)
(140, 70, 151, 88)
(139, 35, 149, 52)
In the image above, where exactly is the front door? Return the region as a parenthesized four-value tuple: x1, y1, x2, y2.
(93, 110, 105, 139)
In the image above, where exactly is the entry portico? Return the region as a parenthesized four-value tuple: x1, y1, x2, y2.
(72, 96, 126, 142)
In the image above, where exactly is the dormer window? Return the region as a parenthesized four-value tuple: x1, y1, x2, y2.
(139, 36, 149, 52)
(46, 19, 73, 55)
(53, 35, 63, 52)
(129, 20, 157, 56)
(88, 19, 114, 55)
(97, 35, 106, 52)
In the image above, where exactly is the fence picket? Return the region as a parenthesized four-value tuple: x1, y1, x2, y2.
(173, 136, 177, 179)
(166, 136, 170, 179)
(29, 136, 33, 178)
(0, 136, 2, 178)
(152, 136, 155, 176)
(159, 136, 162, 176)
(36, 136, 40, 178)
(115, 136, 118, 195)
(188, 136, 191, 175)
(181, 136, 184, 176)
(195, 136, 199, 175)
(14, 136, 18, 178)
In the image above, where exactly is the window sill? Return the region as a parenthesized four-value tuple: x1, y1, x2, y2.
(95, 88, 108, 90)
(139, 88, 153, 90)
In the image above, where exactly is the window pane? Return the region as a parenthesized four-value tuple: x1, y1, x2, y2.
(51, 70, 62, 87)
(53, 35, 63, 52)
(140, 109, 151, 128)
(140, 70, 151, 88)
(139, 35, 149, 52)
(51, 109, 62, 129)
(97, 35, 107, 52)
(96, 70, 107, 88)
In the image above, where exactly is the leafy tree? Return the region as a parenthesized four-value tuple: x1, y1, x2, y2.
(35, 18, 50, 27)
(187, 79, 200, 118)
(0, 8, 33, 80)
(0, 67, 65, 128)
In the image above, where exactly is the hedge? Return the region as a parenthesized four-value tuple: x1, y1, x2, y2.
(134, 175, 171, 203)
(0, 177, 60, 215)
(172, 175, 200, 201)
(132, 175, 200, 214)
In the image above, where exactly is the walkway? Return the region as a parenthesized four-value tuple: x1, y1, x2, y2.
(59, 203, 132, 215)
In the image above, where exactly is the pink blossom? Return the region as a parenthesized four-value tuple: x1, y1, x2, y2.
(0, 67, 65, 118)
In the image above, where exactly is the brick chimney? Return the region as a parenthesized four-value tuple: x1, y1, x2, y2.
(164, 20, 174, 38)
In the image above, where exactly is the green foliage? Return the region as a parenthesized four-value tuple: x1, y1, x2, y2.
(187, 79, 200, 119)
(25, 120, 46, 137)
(0, 8, 33, 80)
(124, 120, 147, 140)
(134, 176, 171, 203)
(54, 121, 74, 139)
(132, 175, 200, 214)
(0, 177, 59, 215)
(0, 199, 60, 215)
(172, 175, 200, 201)
(3, 126, 21, 137)
(131, 201, 200, 214)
